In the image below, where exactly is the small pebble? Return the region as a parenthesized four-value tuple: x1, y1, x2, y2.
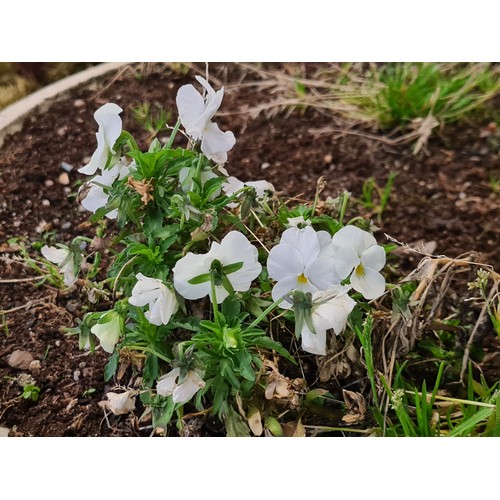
(8, 350, 34, 370)
(42, 199, 50, 207)
(260, 162, 270, 170)
(55, 340, 61, 347)
(73, 370, 81, 382)
(58, 173, 70, 185)
(60, 162, 74, 172)
(61, 221, 72, 230)
(74, 99, 85, 107)
(29, 360, 41, 373)
(45, 179, 54, 187)
(78, 362, 86, 369)
(13, 220, 21, 228)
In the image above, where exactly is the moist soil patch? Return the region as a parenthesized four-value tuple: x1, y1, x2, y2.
(1, 63, 499, 436)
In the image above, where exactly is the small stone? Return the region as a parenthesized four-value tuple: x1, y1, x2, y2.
(8, 350, 34, 370)
(45, 179, 54, 187)
(58, 173, 70, 185)
(323, 153, 333, 164)
(73, 370, 81, 381)
(74, 99, 85, 107)
(78, 362, 86, 369)
(60, 162, 74, 172)
(13, 220, 21, 228)
(55, 340, 61, 347)
(260, 162, 270, 170)
(0, 427, 10, 438)
(82, 367, 93, 378)
(41, 199, 51, 207)
(57, 127, 67, 137)
(61, 221, 72, 230)
(29, 360, 41, 373)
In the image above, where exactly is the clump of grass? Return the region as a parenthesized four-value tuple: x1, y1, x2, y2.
(363, 62, 500, 129)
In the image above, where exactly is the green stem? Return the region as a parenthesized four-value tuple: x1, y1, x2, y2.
(165, 118, 181, 149)
(248, 297, 285, 330)
(126, 345, 171, 364)
(339, 191, 349, 223)
(210, 271, 221, 322)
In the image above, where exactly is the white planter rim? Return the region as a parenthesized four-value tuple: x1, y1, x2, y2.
(0, 62, 130, 148)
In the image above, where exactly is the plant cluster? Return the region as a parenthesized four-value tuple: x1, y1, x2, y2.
(39, 74, 390, 434)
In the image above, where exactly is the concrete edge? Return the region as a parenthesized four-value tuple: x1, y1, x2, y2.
(0, 62, 130, 148)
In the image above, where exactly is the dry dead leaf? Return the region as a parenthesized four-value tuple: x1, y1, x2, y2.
(342, 389, 366, 425)
(106, 390, 136, 415)
(247, 407, 263, 436)
(128, 177, 154, 205)
(282, 419, 306, 437)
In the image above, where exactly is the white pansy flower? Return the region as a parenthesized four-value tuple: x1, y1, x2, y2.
(266, 226, 341, 309)
(129, 273, 179, 326)
(331, 225, 386, 300)
(173, 231, 262, 304)
(222, 176, 275, 208)
(299, 286, 356, 355)
(156, 367, 206, 404)
(91, 310, 123, 353)
(176, 76, 235, 163)
(80, 159, 132, 219)
(79, 103, 123, 175)
(41, 245, 78, 287)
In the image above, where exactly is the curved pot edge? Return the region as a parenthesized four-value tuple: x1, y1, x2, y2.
(0, 62, 130, 148)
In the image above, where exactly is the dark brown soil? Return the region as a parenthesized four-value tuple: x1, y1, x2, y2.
(1, 63, 499, 436)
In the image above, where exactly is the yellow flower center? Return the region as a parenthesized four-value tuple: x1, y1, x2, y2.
(297, 273, 308, 284)
(355, 264, 365, 277)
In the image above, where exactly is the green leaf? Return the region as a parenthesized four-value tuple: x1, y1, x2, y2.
(188, 273, 211, 285)
(220, 359, 241, 389)
(222, 261, 243, 275)
(221, 296, 241, 318)
(252, 336, 297, 365)
(104, 351, 119, 382)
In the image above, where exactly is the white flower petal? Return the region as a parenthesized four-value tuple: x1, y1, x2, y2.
(245, 180, 275, 198)
(176, 84, 206, 139)
(172, 370, 206, 404)
(222, 176, 245, 197)
(300, 323, 327, 356)
(333, 246, 360, 280)
(280, 226, 320, 263)
(129, 274, 162, 307)
(267, 244, 304, 282)
(200, 121, 235, 164)
(78, 134, 107, 175)
(195, 76, 224, 119)
(41, 245, 69, 265)
(332, 225, 376, 255)
(361, 244, 386, 272)
(60, 260, 78, 287)
(81, 185, 109, 213)
(350, 266, 386, 300)
(146, 285, 179, 326)
(95, 103, 123, 154)
(91, 311, 122, 354)
(156, 367, 181, 397)
(305, 256, 341, 290)
(317, 230, 335, 258)
(173, 252, 213, 300)
(312, 292, 356, 335)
